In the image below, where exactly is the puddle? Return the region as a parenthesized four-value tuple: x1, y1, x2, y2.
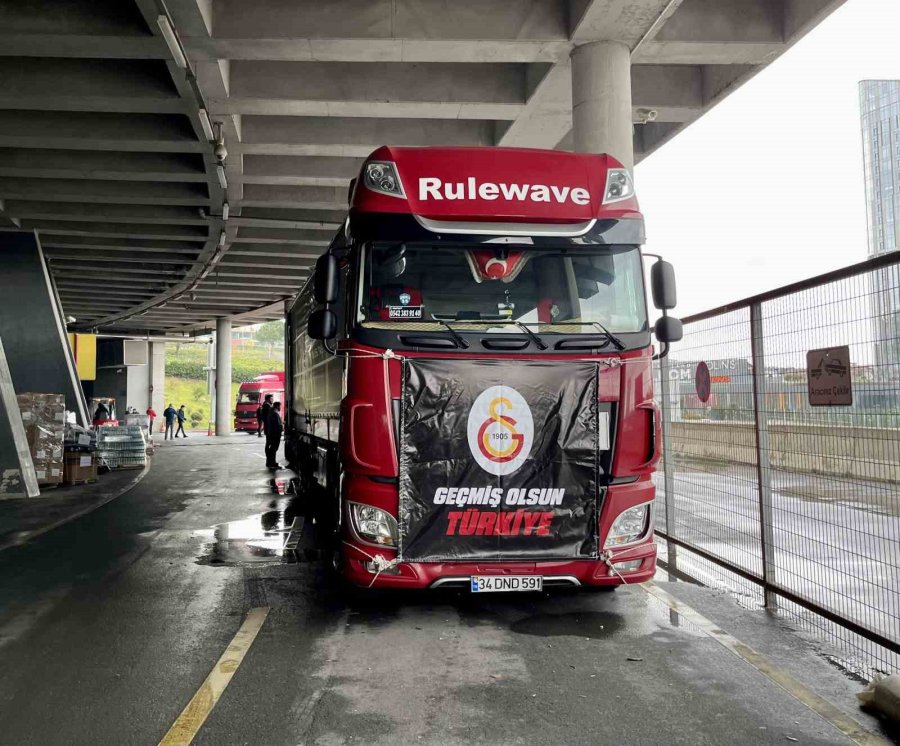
(510, 611, 625, 639)
(508, 592, 707, 641)
(194, 479, 307, 566)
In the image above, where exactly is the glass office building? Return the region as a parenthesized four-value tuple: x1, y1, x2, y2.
(859, 80, 900, 380)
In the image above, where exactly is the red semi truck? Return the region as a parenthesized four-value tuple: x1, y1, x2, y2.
(285, 146, 682, 591)
(233, 371, 285, 433)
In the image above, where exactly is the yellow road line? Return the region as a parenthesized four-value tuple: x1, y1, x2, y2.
(159, 607, 270, 746)
(643, 582, 889, 746)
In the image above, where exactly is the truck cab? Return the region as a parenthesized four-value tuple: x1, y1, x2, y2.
(286, 146, 681, 590)
(234, 371, 285, 433)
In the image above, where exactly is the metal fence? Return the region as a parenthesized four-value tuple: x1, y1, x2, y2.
(653, 251, 900, 679)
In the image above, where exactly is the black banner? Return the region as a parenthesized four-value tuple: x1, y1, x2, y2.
(399, 358, 599, 561)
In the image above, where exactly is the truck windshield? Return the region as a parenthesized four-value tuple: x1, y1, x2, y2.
(359, 243, 647, 333)
(238, 392, 260, 404)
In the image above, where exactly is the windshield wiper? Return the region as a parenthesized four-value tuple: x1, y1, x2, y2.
(512, 321, 548, 350)
(432, 317, 470, 349)
(589, 321, 626, 350)
(546, 320, 626, 350)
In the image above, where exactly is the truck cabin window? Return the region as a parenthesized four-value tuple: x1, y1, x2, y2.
(238, 392, 260, 404)
(359, 243, 647, 334)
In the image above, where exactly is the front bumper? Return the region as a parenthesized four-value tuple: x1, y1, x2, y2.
(341, 539, 657, 589)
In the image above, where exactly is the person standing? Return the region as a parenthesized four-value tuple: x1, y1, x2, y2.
(175, 404, 188, 438)
(146, 406, 157, 438)
(163, 403, 177, 440)
(264, 401, 283, 469)
(257, 394, 273, 438)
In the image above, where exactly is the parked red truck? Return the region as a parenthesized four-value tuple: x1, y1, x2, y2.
(285, 146, 681, 591)
(233, 371, 285, 433)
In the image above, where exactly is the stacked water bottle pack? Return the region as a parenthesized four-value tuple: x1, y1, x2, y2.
(96, 425, 147, 470)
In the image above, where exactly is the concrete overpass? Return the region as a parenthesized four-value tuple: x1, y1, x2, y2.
(0, 0, 845, 338)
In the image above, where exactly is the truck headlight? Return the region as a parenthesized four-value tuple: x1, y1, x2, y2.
(350, 502, 399, 547)
(364, 161, 404, 198)
(602, 168, 634, 204)
(605, 503, 651, 547)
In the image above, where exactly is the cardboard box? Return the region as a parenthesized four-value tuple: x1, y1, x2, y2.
(17, 392, 66, 486)
(63, 453, 98, 485)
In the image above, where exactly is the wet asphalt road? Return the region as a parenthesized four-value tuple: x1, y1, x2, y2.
(0, 436, 878, 745)
(661, 466, 900, 644)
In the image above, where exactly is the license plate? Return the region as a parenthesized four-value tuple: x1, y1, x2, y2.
(470, 575, 542, 593)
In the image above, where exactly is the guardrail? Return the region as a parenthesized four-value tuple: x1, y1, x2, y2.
(653, 251, 900, 677)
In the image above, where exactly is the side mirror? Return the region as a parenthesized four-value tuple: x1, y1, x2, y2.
(314, 254, 339, 305)
(655, 315, 683, 344)
(650, 260, 677, 311)
(308, 309, 337, 340)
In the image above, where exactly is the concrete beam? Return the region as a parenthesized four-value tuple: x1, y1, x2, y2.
(43, 247, 198, 265)
(240, 116, 494, 157)
(0, 149, 206, 183)
(23, 222, 209, 242)
(186, 37, 570, 64)
(210, 61, 531, 120)
(48, 262, 186, 277)
(40, 236, 208, 253)
(0, 34, 164, 59)
(0, 1, 152, 36)
(654, 0, 782, 44)
(235, 207, 345, 227)
(0, 178, 211, 206)
(209, 0, 568, 40)
(633, 41, 784, 65)
(0, 58, 184, 114)
(568, 0, 674, 43)
(0, 111, 203, 153)
(240, 184, 347, 210)
(233, 226, 332, 244)
(242, 155, 364, 187)
(7, 201, 209, 227)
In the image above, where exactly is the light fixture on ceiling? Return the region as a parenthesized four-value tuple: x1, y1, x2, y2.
(218, 230, 227, 247)
(213, 122, 227, 162)
(222, 202, 229, 221)
(216, 165, 227, 190)
(156, 15, 187, 69)
(198, 109, 215, 141)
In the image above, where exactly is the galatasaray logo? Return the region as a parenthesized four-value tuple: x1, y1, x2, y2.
(466, 386, 533, 476)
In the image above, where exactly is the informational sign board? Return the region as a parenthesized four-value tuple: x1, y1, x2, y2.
(807, 345, 852, 406)
(695, 361, 711, 403)
(399, 358, 599, 562)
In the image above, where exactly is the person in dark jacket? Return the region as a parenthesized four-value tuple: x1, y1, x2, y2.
(175, 404, 188, 438)
(257, 394, 273, 438)
(264, 401, 283, 469)
(163, 403, 177, 440)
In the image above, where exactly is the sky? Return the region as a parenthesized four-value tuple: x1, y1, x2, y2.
(636, 0, 900, 318)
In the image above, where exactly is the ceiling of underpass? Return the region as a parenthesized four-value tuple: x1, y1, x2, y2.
(0, 0, 844, 336)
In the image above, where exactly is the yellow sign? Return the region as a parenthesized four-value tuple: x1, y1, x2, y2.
(67, 333, 97, 381)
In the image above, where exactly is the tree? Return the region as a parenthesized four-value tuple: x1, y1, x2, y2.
(255, 320, 284, 358)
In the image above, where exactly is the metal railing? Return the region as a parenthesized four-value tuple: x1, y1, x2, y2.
(654, 251, 900, 678)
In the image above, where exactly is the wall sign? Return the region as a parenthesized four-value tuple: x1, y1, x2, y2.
(807, 345, 852, 406)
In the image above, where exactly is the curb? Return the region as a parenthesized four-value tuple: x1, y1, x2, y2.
(0, 459, 151, 553)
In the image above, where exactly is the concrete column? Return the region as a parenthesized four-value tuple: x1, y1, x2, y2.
(149, 341, 166, 431)
(571, 40, 633, 169)
(126, 342, 150, 412)
(0, 231, 90, 425)
(215, 318, 232, 436)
